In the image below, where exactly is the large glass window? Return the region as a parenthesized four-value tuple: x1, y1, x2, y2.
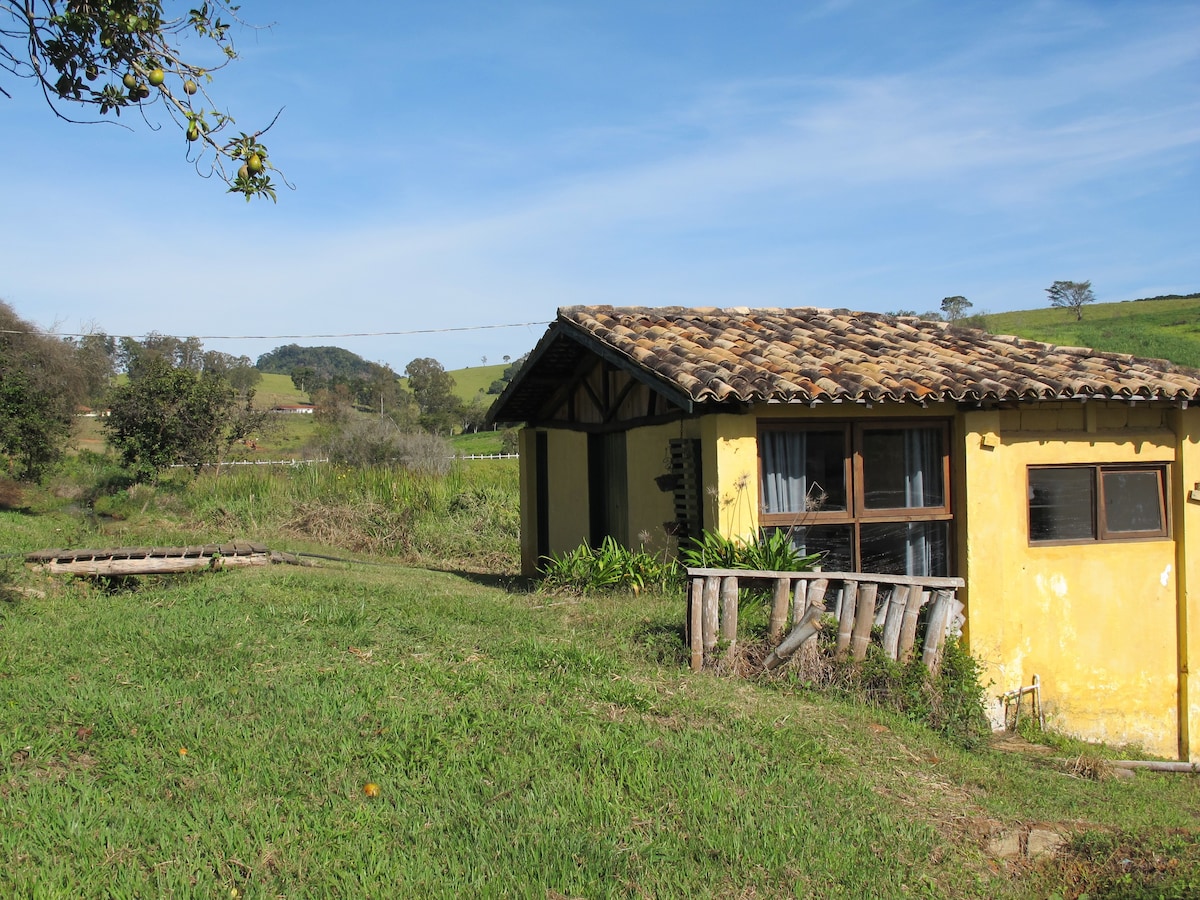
(759, 421, 952, 575)
(1028, 465, 1168, 544)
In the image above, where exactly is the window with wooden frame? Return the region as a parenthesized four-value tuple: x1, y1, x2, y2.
(758, 420, 953, 576)
(1027, 464, 1169, 545)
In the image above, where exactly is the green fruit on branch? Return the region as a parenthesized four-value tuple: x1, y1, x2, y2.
(122, 72, 137, 90)
(246, 153, 264, 174)
(148, 68, 165, 86)
(183, 79, 198, 95)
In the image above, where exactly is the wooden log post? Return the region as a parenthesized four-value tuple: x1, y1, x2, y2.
(897, 589, 931, 663)
(768, 577, 791, 641)
(719, 576, 739, 660)
(689, 577, 704, 672)
(881, 585, 910, 660)
(802, 578, 828, 649)
(762, 599, 827, 671)
(835, 581, 858, 655)
(850, 582, 878, 660)
(702, 576, 720, 656)
(921, 589, 955, 673)
(791, 579, 806, 628)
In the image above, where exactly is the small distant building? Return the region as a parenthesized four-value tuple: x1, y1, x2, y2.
(271, 404, 316, 414)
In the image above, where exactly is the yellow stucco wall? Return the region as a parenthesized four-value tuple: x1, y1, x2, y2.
(543, 429, 590, 559)
(962, 405, 1192, 759)
(700, 413, 760, 540)
(1169, 408, 1199, 760)
(625, 423, 688, 554)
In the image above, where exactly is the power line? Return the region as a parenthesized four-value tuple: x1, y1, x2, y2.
(0, 320, 551, 341)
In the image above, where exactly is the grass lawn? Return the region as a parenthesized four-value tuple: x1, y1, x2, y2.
(3, 508, 1198, 897)
(984, 296, 1200, 369)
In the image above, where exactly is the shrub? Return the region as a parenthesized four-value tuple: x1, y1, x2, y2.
(540, 536, 678, 595)
(678, 528, 823, 572)
(789, 636, 989, 750)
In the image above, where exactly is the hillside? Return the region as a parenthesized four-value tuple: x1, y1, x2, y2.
(983, 294, 1200, 369)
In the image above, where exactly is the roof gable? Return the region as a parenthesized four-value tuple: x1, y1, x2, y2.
(488, 305, 1200, 424)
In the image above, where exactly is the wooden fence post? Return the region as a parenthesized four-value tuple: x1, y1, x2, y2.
(702, 576, 720, 655)
(719, 576, 739, 659)
(689, 577, 704, 672)
(881, 585, 909, 660)
(897, 589, 931, 663)
(921, 589, 954, 673)
(850, 582, 878, 660)
(836, 581, 858, 655)
(769, 577, 791, 641)
(762, 599, 827, 671)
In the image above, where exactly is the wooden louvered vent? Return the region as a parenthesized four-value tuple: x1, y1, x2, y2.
(668, 438, 703, 541)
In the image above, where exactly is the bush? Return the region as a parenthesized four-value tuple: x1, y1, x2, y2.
(791, 636, 990, 750)
(540, 536, 678, 595)
(678, 528, 823, 572)
(325, 420, 452, 474)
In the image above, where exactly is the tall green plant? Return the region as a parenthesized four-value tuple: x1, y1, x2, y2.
(678, 528, 823, 572)
(540, 537, 677, 595)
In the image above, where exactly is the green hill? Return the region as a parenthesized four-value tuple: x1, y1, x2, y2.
(448, 363, 508, 401)
(982, 293, 1200, 369)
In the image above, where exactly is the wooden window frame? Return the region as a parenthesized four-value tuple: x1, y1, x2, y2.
(1027, 463, 1170, 546)
(758, 419, 954, 572)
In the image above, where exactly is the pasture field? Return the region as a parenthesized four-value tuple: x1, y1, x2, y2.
(1, 466, 1197, 898)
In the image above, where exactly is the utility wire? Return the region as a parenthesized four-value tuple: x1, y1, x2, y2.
(0, 321, 551, 341)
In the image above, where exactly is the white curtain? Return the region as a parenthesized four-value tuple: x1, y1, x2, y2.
(902, 429, 940, 575)
(761, 431, 806, 514)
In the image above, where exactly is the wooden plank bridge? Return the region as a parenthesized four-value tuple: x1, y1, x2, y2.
(25, 543, 275, 576)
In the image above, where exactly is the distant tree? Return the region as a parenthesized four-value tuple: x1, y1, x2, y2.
(486, 352, 529, 394)
(0, 301, 83, 480)
(103, 355, 260, 480)
(0, 0, 285, 200)
(940, 296, 973, 324)
(202, 351, 260, 394)
(65, 331, 117, 407)
(119, 332, 204, 377)
(1046, 280, 1095, 321)
(405, 357, 460, 434)
(312, 384, 355, 434)
(460, 393, 490, 434)
(289, 365, 320, 396)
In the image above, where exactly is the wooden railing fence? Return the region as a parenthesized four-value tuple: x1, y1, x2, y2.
(685, 568, 965, 675)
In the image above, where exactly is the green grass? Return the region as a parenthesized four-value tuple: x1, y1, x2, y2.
(3, 554, 1198, 898)
(251, 372, 311, 408)
(449, 363, 508, 402)
(448, 429, 510, 456)
(3, 464, 1199, 898)
(984, 295, 1200, 369)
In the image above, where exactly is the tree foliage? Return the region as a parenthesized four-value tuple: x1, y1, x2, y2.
(103, 354, 264, 480)
(487, 352, 529, 394)
(940, 295, 972, 323)
(1046, 280, 1096, 321)
(405, 357, 460, 434)
(0, 0, 284, 200)
(0, 300, 91, 480)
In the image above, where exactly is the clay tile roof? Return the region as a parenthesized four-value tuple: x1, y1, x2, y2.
(487, 305, 1200, 422)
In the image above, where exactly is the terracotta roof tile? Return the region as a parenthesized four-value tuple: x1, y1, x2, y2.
(556, 305, 1200, 406)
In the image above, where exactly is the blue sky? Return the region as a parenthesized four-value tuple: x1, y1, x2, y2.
(2, 0, 1197, 372)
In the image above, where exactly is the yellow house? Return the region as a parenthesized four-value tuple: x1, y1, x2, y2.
(487, 305, 1200, 762)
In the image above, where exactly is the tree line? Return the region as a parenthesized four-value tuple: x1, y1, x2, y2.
(0, 301, 525, 484)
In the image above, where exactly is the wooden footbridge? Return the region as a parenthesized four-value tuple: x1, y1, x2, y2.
(25, 543, 281, 576)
